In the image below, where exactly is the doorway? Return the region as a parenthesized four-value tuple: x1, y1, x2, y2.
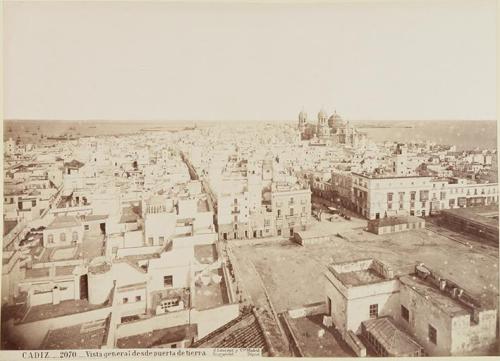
(80, 274, 88, 300)
(99, 222, 106, 235)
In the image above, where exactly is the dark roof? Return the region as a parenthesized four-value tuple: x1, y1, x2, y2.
(117, 324, 197, 348)
(192, 312, 268, 352)
(119, 206, 140, 224)
(41, 317, 110, 349)
(64, 159, 85, 169)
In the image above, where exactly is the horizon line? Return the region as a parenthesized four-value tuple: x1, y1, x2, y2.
(4, 118, 497, 123)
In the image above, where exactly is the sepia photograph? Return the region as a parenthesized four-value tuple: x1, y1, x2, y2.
(1, 0, 498, 358)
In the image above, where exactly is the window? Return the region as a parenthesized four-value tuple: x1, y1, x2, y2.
(440, 192, 446, 200)
(277, 229, 281, 236)
(164, 275, 173, 288)
(401, 305, 409, 322)
(32, 200, 36, 207)
(148, 237, 154, 244)
(289, 197, 294, 205)
(48, 234, 54, 244)
(234, 215, 238, 223)
(60, 232, 66, 242)
(420, 190, 429, 201)
(159, 236, 165, 243)
(234, 198, 238, 205)
(72, 231, 78, 242)
(388, 203, 392, 210)
(290, 208, 294, 216)
(428, 324, 437, 344)
(369, 304, 378, 318)
(277, 209, 281, 217)
(84, 224, 90, 230)
(264, 219, 270, 227)
(122, 297, 129, 304)
(387, 193, 393, 202)
(302, 206, 306, 214)
(135, 295, 142, 302)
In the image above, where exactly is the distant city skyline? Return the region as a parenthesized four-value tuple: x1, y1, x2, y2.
(4, 0, 497, 122)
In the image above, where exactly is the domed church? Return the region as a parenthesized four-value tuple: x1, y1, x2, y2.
(298, 109, 366, 147)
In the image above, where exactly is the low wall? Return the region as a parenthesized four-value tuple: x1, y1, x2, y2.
(192, 303, 239, 338)
(345, 330, 367, 357)
(280, 312, 304, 357)
(115, 310, 190, 339)
(288, 301, 327, 319)
(172, 233, 218, 249)
(116, 245, 161, 258)
(294, 234, 332, 246)
(115, 303, 239, 341)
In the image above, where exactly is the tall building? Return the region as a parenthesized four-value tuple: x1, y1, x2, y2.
(351, 172, 499, 219)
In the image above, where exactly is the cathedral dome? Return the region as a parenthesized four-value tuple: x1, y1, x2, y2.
(328, 111, 347, 128)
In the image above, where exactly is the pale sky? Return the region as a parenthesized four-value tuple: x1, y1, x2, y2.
(3, 0, 497, 122)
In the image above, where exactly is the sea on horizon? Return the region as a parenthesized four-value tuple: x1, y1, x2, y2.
(3, 119, 497, 151)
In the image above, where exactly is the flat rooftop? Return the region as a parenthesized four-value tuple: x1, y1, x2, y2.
(41, 317, 109, 349)
(21, 299, 110, 324)
(194, 244, 217, 264)
(193, 268, 229, 310)
(3, 220, 18, 236)
(441, 206, 499, 230)
(336, 269, 385, 287)
(287, 314, 354, 357)
(197, 199, 210, 212)
(230, 220, 498, 313)
(399, 276, 470, 317)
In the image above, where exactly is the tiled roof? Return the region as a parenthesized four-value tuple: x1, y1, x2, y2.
(192, 312, 268, 353)
(362, 317, 422, 356)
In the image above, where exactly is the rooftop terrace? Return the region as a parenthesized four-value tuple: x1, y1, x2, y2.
(287, 313, 355, 357)
(21, 299, 110, 324)
(328, 258, 393, 287)
(193, 268, 230, 310)
(230, 219, 498, 313)
(41, 317, 110, 349)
